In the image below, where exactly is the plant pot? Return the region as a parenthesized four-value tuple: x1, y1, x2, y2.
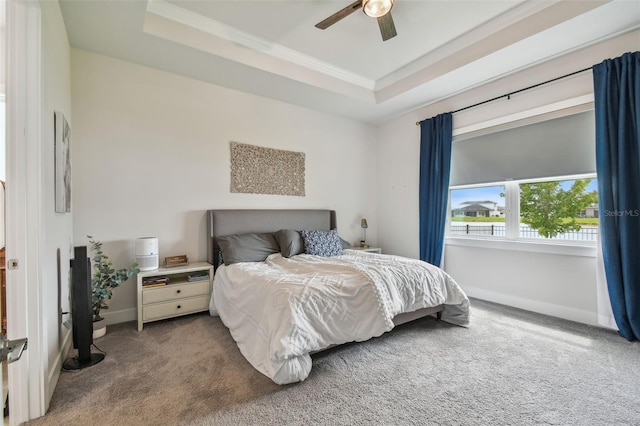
(93, 319, 107, 339)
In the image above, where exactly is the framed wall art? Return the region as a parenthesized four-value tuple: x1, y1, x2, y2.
(55, 111, 71, 213)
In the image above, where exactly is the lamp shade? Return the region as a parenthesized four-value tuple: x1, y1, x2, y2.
(363, 0, 394, 18)
(361, 219, 368, 229)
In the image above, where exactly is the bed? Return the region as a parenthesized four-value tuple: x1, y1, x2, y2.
(207, 209, 470, 385)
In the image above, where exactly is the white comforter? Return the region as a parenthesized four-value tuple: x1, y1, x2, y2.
(210, 249, 470, 384)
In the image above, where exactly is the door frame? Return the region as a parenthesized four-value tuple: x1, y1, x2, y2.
(6, 0, 44, 423)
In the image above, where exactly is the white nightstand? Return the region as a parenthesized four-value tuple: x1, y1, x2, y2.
(136, 262, 213, 331)
(351, 247, 382, 254)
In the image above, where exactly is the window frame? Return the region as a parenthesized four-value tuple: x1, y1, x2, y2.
(447, 173, 598, 251)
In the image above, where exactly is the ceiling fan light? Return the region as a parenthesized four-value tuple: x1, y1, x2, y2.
(362, 0, 394, 18)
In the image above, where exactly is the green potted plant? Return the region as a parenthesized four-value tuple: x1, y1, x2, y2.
(89, 236, 139, 337)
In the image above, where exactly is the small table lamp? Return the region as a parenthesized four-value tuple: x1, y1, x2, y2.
(360, 219, 369, 248)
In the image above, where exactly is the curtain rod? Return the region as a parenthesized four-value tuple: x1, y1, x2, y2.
(415, 66, 592, 126)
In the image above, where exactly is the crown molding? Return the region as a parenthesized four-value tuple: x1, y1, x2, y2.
(146, 0, 375, 90)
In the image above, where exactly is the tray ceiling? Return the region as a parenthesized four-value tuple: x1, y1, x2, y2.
(60, 0, 640, 123)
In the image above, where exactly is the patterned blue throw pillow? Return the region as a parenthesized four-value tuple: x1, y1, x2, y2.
(299, 229, 344, 257)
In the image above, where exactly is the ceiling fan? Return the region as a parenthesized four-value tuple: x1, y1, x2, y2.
(315, 0, 397, 42)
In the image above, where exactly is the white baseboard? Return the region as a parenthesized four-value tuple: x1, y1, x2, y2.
(464, 286, 598, 326)
(46, 327, 72, 411)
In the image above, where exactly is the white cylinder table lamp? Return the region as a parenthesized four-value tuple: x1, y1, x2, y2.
(135, 237, 159, 271)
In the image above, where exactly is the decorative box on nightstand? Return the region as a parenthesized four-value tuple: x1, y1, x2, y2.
(137, 262, 213, 331)
(352, 247, 382, 254)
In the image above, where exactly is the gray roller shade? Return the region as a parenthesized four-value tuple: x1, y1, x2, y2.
(450, 110, 595, 186)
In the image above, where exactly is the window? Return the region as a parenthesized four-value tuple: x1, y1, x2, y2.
(449, 176, 598, 242)
(518, 177, 598, 241)
(450, 185, 506, 237)
(448, 110, 597, 245)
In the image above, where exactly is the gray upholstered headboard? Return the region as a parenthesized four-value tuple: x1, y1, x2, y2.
(206, 209, 336, 268)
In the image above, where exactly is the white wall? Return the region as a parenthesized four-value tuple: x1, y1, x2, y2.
(70, 50, 378, 323)
(0, 102, 5, 181)
(445, 243, 598, 323)
(377, 30, 639, 326)
(1, 102, 5, 249)
(40, 0, 74, 409)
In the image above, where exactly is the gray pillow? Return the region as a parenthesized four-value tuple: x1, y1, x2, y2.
(217, 232, 280, 266)
(339, 237, 352, 249)
(276, 229, 305, 258)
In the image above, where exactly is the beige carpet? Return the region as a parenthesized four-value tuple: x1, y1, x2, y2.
(27, 299, 640, 425)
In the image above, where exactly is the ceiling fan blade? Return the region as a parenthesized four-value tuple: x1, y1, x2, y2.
(315, 0, 363, 30)
(377, 13, 397, 41)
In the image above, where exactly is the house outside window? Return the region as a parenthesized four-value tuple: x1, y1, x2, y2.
(450, 185, 506, 237)
(452, 200, 504, 218)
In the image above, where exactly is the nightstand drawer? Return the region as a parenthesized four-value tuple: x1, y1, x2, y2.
(142, 295, 210, 321)
(142, 281, 210, 305)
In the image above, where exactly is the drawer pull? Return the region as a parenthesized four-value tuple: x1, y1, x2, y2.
(176, 289, 181, 294)
(177, 305, 181, 309)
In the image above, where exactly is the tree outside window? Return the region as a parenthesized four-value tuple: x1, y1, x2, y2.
(518, 179, 598, 238)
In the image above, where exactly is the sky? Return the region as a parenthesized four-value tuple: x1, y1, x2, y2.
(451, 179, 598, 208)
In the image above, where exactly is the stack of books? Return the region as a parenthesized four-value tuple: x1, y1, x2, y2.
(142, 276, 169, 288)
(187, 272, 209, 282)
